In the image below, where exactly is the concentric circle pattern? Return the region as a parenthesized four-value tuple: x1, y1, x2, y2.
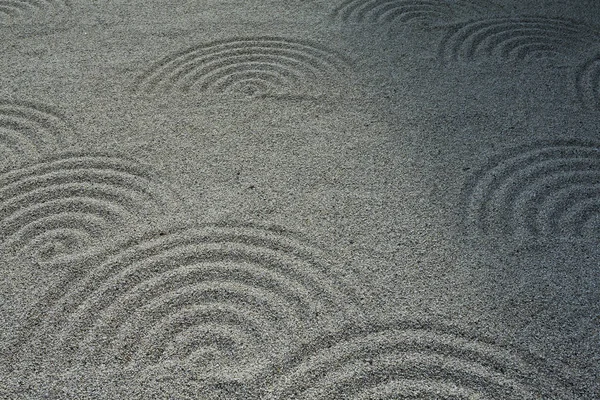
(0, 100, 74, 170)
(17, 224, 362, 387)
(0, 152, 180, 262)
(439, 17, 599, 65)
(132, 37, 352, 98)
(463, 140, 600, 244)
(331, 0, 501, 26)
(262, 321, 579, 399)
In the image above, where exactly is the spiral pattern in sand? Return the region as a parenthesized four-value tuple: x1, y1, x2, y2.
(331, 0, 502, 25)
(463, 139, 600, 244)
(19, 224, 362, 386)
(263, 321, 579, 399)
(0, 152, 180, 262)
(132, 37, 352, 98)
(438, 16, 599, 65)
(0, 100, 74, 170)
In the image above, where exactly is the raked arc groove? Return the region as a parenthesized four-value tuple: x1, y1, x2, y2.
(132, 37, 353, 98)
(16, 224, 364, 386)
(0, 0, 72, 35)
(260, 320, 582, 399)
(331, 0, 503, 26)
(0, 0, 69, 21)
(438, 16, 600, 65)
(0, 99, 74, 171)
(575, 54, 600, 111)
(462, 139, 600, 245)
(0, 152, 181, 262)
